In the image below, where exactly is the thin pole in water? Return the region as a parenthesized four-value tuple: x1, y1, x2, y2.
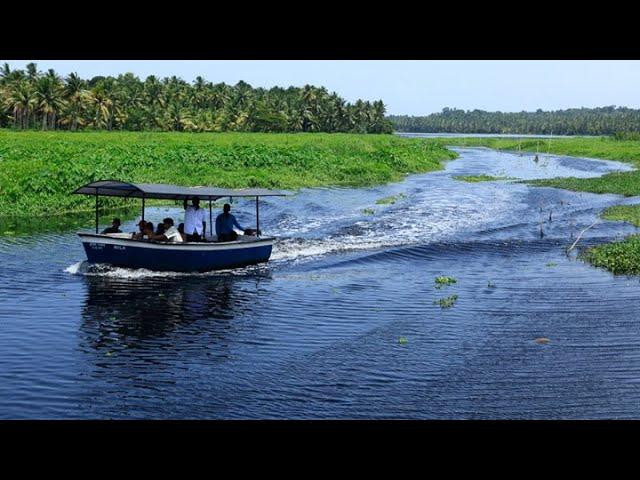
(209, 198, 213, 238)
(256, 196, 260, 237)
(95, 188, 99, 234)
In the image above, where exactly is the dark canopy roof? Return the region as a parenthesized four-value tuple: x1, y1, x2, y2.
(73, 180, 291, 201)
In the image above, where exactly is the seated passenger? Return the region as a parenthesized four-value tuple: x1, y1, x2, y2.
(155, 222, 166, 236)
(131, 220, 148, 240)
(147, 218, 183, 243)
(215, 203, 246, 242)
(178, 223, 187, 242)
(101, 218, 122, 234)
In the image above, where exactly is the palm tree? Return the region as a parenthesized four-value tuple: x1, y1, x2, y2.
(90, 83, 113, 129)
(35, 75, 65, 130)
(64, 73, 90, 131)
(4, 80, 36, 129)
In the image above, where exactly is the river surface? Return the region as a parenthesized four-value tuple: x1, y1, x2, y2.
(2, 147, 640, 419)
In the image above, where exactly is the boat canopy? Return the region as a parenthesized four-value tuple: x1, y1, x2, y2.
(73, 180, 290, 200)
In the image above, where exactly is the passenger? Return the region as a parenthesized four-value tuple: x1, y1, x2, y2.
(183, 196, 207, 242)
(101, 218, 122, 234)
(131, 220, 148, 240)
(147, 218, 183, 243)
(215, 203, 246, 242)
(145, 222, 155, 238)
(178, 223, 187, 242)
(155, 222, 166, 236)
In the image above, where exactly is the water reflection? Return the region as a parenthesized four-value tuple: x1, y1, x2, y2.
(79, 272, 271, 356)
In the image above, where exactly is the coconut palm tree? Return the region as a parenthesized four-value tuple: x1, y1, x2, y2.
(4, 80, 36, 129)
(35, 75, 65, 130)
(64, 73, 90, 131)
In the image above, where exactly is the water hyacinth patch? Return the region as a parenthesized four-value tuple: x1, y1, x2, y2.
(601, 204, 640, 227)
(375, 193, 406, 205)
(435, 276, 457, 288)
(434, 294, 458, 308)
(581, 235, 640, 275)
(453, 174, 513, 182)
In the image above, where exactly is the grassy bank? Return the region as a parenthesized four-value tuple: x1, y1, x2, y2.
(0, 130, 457, 223)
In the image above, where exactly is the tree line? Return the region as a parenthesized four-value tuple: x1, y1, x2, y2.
(0, 63, 393, 133)
(389, 107, 640, 135)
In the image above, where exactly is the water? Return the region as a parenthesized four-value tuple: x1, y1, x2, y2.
(1, 148, 640, 419)
(396, 132, 586, 138)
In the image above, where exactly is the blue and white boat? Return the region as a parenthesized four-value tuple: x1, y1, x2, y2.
(74, 180, 290, 272)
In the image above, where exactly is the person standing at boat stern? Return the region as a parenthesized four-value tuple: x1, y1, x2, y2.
(183, 196, 207, 242)
(216, 203, 246, 242)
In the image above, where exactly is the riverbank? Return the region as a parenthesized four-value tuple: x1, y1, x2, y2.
(0, 130, 457, 225)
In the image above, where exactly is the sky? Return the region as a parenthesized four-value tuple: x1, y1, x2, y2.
(4, 60, 640, 116)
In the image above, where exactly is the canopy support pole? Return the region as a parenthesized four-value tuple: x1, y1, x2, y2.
(256, 196, 260, 237)
(95, 189, 99, 234)
(209, 199, 213, 239)
(141, 194, 145, 222)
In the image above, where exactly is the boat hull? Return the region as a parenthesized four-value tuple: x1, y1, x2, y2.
(79, 233, 273, 272)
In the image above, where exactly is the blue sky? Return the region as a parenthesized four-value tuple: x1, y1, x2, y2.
(4, 60, 640, 115)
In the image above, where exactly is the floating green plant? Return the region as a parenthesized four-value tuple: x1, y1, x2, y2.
(375, 193, 406, 205)
(435, 276, 457, 288)
(545, 262, 558, 267)
(581, 234, 640, 275)
(601, 204, 640, 227)
(434, 294, 458, 308)
(453, 174, 514, 183)
(398, 336, 408, 345)
(362, 208, 375, 215)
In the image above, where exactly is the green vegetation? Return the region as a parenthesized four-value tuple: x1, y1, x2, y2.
(0, 62, 391, 133)
(601, 205, 640, 227)
(453, 174, 513, 182)
(434, 276, 457, 288)
(390, 106, 640, 135)
(581, 235, 640, 275)
(0, 130, 457, 223)
(375, 193, 405, 205)
(398, 337, 408, 345)
(434, 294, 458, 308)
(362, 208, 375, 215)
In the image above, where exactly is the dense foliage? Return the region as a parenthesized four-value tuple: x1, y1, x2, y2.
(389, 107, 640, 135)
(0, 131, 456, 219)
(0, 63, 392, 133)
(582, 235, 640, 275)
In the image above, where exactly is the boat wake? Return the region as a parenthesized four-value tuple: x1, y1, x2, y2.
(64, 260, 267, 278)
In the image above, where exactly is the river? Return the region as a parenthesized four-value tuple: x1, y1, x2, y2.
(2, 147, 640, 419)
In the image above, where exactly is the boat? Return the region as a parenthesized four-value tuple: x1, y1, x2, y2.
(73, 180, 290, 272)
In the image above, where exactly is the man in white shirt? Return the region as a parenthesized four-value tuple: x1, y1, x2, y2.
(147, 218, 184, 243)
(183, 196, 207, 242)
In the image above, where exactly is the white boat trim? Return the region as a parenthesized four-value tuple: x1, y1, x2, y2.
(78, 233, 274, 252)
